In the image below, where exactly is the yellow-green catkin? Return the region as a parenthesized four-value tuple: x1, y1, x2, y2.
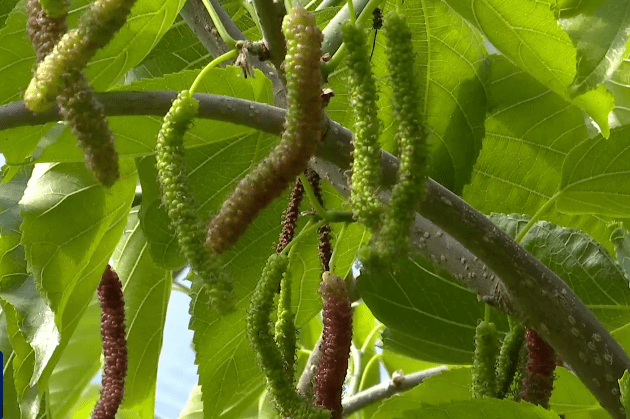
(471, 320, 500, 399)
(275, 273, 296, 380)
(495, 317, 526, 399)
(342, 21, 383, 232)
(24, 0, 138, 112)
(155, 91, 233, 313)
(375, 11, 428, 261)
(247, 254, 328, 419)
(206, 6, 323, 254)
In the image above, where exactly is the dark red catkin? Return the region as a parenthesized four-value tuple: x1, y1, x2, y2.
(277, 177, 305, 254)
(93, 265, 127, 419)
(25, 0, 119, 187)
(306, 168, 332, 271)
(314, 272, 353, 419)
(521, 328, 557, 408)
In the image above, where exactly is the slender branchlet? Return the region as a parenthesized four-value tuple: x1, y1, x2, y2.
(521, 328, 557, 409)
(156, 90, 233, 313)
(24, 0, 139, 112)
(93, 265, 127, 419)
(471, 319, 500, 399)
(342, 21, 383, 231)
(374, 11, 428, 261)
(496, 317, 526, 399)
(306, 168, 332, 271)
(277, 177, 305, 254)
(247, 254, 328, 419)
(206, 6, 323, 254)
(26, 0, 119, 186)
(314, 272, 353, 419)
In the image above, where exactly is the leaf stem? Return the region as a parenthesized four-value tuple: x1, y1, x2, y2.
(514, 192, 560, 243)
(200, 0, 238, 48)
(189, 50, 239, 94)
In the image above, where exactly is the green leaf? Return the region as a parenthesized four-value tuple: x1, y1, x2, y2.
(112, 207, 171, 408)
(376, 398, 561, 419)
(443, 0, 614, 136)
(0, 0, 19, 28)
(606, 58, 630, 127)
(327, 0, 488, 194)
(491, 214, 630, 331)
(611, 226, 630, 282)
(358, 251, 507, 364)
(20, 161, 136, 322)
(0, 309, 23, 419)
(128, 16, 210, 80)
(179, 385, 204, 419)
(46, 204, 133, 417)
(463, 56, 615, 255)
(374, 367, 471, 417)
(551, 368, 601, 415)
(557, 126, 630, 218)
(556, 0, 630, 97)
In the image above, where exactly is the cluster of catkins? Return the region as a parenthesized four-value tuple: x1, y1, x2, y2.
(25, 0, 131, 186)
(471, 317, 557, 409)
(93, 265, 127, 419)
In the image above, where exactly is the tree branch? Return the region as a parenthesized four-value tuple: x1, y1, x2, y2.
(341, 366, 448, 416)
(1, 92, 628, 418)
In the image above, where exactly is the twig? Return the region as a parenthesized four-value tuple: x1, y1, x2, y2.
(251, 0, 287, 74)
(180, 0, 230, 58)
(321, 0, 371, 55)
(341, 366, 448, 416)
(297, 334, 323, 397)
(2, 93, 629, 418)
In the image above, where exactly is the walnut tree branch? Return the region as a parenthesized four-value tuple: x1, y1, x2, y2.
(1, 92, 628, 418)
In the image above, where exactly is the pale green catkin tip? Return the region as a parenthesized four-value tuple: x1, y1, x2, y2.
(619, 370, 630, 418)
(282, 5, 317, 33)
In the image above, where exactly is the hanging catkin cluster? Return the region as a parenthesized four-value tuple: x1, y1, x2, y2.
(495, 318, 526, 399)
(25, 0, 119, 187)
(247, 254, 328, 419)
(314, 272, 353, 419)
(342, 21, 383, 232)
(206, 5, 323, 254)
(93, 265, 127, 419)
(155, 91, 233, 313)
(375, 11, 428, 260)
(471, 320, 500, 399)
(24, 0, 139, 112)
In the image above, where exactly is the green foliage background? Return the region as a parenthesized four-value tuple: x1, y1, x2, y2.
(1, 0, 630, 417)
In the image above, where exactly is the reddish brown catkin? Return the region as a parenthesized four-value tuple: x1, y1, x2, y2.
(26, 0, 119, 187)
(521, 328, 557, 408)
(306, 168, 332, 271)
(206, 6, 323, 254)
(93, 265, 127, 419)
(277, 177, 305, 254)
(314, 272, 353, 419)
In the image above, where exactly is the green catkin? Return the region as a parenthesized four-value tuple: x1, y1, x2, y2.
(247, 254, 328, 419)
(206, 5, 323, 254)
(342, 21, 383, 232)
(26, 0, 119, 186)
(496, 318, 526, 399)
(374, 11, 428, 261)
(471, 320, 500, 399)
(156, 91, 233, 313)
(24, 0, 139, 112)
(275, 273, 296, 380)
